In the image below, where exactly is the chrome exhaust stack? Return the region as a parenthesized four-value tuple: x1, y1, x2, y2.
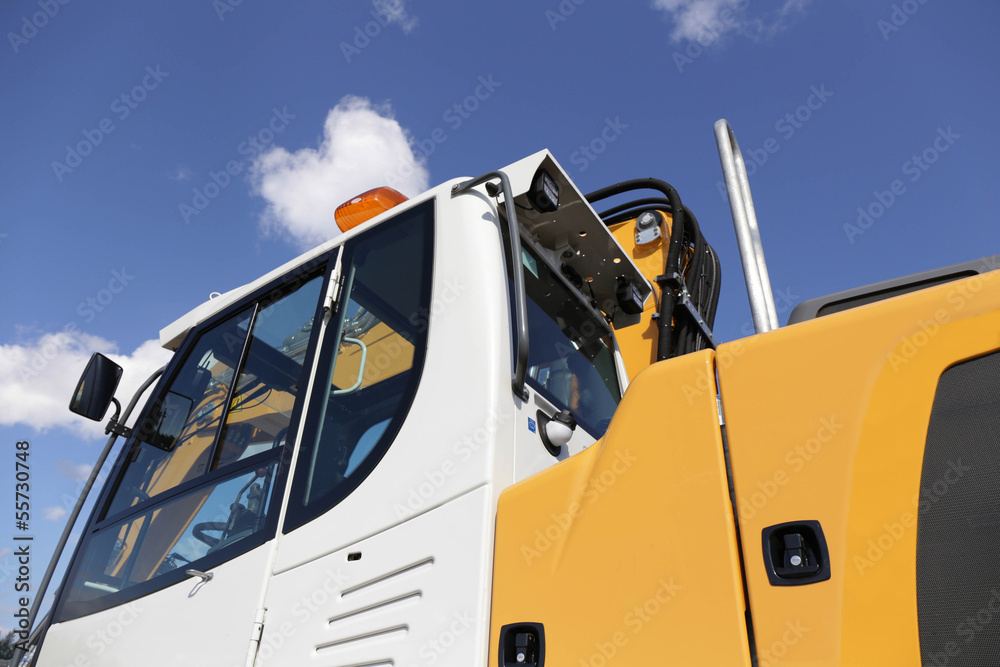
(714, 119, 779, 333)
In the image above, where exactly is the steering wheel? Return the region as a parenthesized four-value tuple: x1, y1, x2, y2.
(192, 521, 226, 548)
(273, 426, 289, 450)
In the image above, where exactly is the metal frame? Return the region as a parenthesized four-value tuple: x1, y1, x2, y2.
(714, 119, 779, 333)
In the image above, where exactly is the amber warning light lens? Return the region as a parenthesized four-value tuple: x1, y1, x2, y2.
(335, 187, 408, 232)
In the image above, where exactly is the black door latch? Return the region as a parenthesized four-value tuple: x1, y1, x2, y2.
(762, 520, 831, 586)
(499, 622, 545, 666)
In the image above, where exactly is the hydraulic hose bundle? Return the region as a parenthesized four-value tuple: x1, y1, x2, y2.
(584, 179, 721, 360)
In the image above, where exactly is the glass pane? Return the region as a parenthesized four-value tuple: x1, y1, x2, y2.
(65, 462, 277, 609)
(289, 204, 432, 523)
(106, 308, 254, 517)
(213, 275, 323, 469)
(522, 246, 621, 436)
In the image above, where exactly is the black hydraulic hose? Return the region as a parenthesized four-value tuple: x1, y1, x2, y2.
(603, 205, 671, 227)
(677, 206, 706, 354)
(584, 179, 687, 361)
(597, 197, 673, 220)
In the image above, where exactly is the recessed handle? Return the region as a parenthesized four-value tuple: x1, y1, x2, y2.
(762, 520, 831, 586)
(186, 569, 214, 583)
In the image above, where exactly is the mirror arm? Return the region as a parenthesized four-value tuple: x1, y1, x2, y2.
(12, 365, 166, 666)
(104, 397, 132, 438)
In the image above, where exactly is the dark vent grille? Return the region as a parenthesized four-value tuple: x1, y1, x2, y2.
(918, 349, 1000, 665)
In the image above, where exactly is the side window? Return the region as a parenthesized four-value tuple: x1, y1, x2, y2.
(105, 307, 255, 517)
(106, 275, 323, 517)
(56, 271, 325, 622)
(285, 201, 434, 532)
(496, 222, 622, 437)
(522, 245, 622, 436)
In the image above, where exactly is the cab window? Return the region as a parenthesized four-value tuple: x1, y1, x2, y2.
(284, 201, 433, 532)
(522, 245, 622, 436)
(56, 269, 325, 621)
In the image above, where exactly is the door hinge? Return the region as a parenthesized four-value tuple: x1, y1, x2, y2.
(324, 246, 346, 314)
(244, 607, 266, 667)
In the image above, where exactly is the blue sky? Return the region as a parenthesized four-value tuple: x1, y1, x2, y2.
(1, 0, 997, 630)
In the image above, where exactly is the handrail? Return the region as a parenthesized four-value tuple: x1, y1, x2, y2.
(12, 366, 166, 665)
(714, 119, 779, 333)
(452, 171, 530, 400)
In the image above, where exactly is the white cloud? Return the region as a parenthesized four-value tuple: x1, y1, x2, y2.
(652, 0, 809, 44)
(0, 329, 173, 439)
(250, 95, 429, 250)
(374, 0, 417, 33)
(43, 506, 68, 522)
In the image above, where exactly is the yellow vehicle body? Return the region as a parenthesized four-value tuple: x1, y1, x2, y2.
(491, 256, 1000, 663)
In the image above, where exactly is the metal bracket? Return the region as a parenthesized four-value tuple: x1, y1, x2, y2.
(105, 417, 132, 439)
(656, 272, 719, 349)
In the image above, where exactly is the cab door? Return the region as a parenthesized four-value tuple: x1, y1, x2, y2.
(38, 259, 331, 666)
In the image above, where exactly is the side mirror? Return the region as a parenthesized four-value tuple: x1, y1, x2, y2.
(69, 353, 123, 422)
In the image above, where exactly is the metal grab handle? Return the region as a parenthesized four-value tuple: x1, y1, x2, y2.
(452, 171, 530, 400)
(714, 119, 779, 333)
(331, 337, 368, 395)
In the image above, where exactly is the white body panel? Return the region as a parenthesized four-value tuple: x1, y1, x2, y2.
(259, 487, 493, 667)
(36, 151, 637, 666)
(38, 544, 270, 667)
